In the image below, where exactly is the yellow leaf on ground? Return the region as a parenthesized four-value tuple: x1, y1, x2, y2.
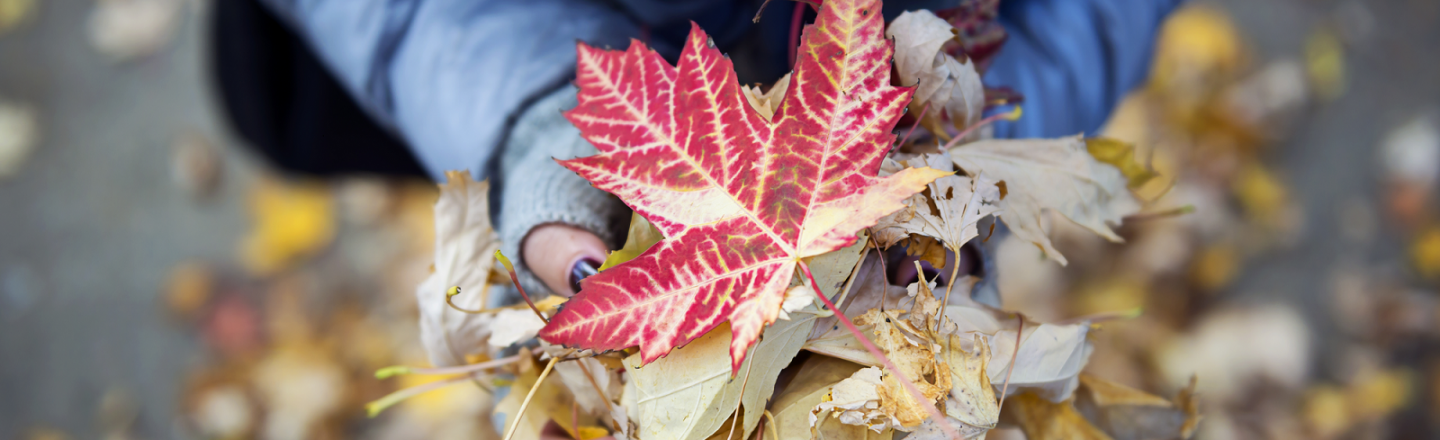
(240, 177, 335, 275)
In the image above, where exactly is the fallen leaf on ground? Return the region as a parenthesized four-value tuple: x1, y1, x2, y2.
(87, 0, 184, 61)
(0, 99, 37, 179)
(540, 0, 947, 372)
(240, 177, 334, 275)
(950, 135, 1140, 265)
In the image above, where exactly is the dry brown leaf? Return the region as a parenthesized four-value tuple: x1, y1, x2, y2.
(1073, 374, 1200, 440)
(1002, 392, 1113, 440)
(950, 136, 1141, 265)
(874, 153, 1002, 254)
(415, 171, 502, 367)
(887, 10, 985, 135)
(740, 73, 792, 122)
(854, 309, 951, 429)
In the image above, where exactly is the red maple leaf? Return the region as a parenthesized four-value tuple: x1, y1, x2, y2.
(538, 0, 947, 372)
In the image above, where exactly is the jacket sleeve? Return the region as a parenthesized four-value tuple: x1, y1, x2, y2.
(255, 0, 645, 181)
(984, 0, 1184, 139)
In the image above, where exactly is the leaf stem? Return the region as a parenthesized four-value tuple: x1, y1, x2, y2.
(365, 373, 471, 418)
(942, 105, 1022, 151)
(799, 261, 962, 439)
(830, 235, 873, 313)
(577, 358, 617, 415)
(898, 104, 930, 148)
(502, 356, 560, 440)
(495, 250, 549, 324)
(375, 353, 523, 379)
(995, 315, 1024, 411)
(935, 247, 962, 332)
(725, 344, 758, 440)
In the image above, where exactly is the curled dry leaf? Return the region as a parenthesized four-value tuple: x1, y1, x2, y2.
(874, 153, 1002, 254)
(814, 366, 892, 432)
(416, 171, 502, 367)
(888, 10, 986, 137)
(852, 309, 951, 429)
(541, 0, 947, 372)
(950, 135, 1141, 265)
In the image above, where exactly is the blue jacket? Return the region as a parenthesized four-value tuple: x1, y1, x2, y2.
(257, 0, 1180, 181)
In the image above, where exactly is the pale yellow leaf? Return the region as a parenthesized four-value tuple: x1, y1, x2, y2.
(415, 171, 502, 367)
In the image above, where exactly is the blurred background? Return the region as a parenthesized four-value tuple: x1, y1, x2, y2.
(1, 0, 1439, 439)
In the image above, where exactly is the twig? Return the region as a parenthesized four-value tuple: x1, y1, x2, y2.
(996, 315, 1024, 411)
(495, 250, 549, 324)
(800, 261, 962, 439)
(942, 105, 1022, 151)
(502, 356, 560, 440)
(752, 0, 773, 22)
